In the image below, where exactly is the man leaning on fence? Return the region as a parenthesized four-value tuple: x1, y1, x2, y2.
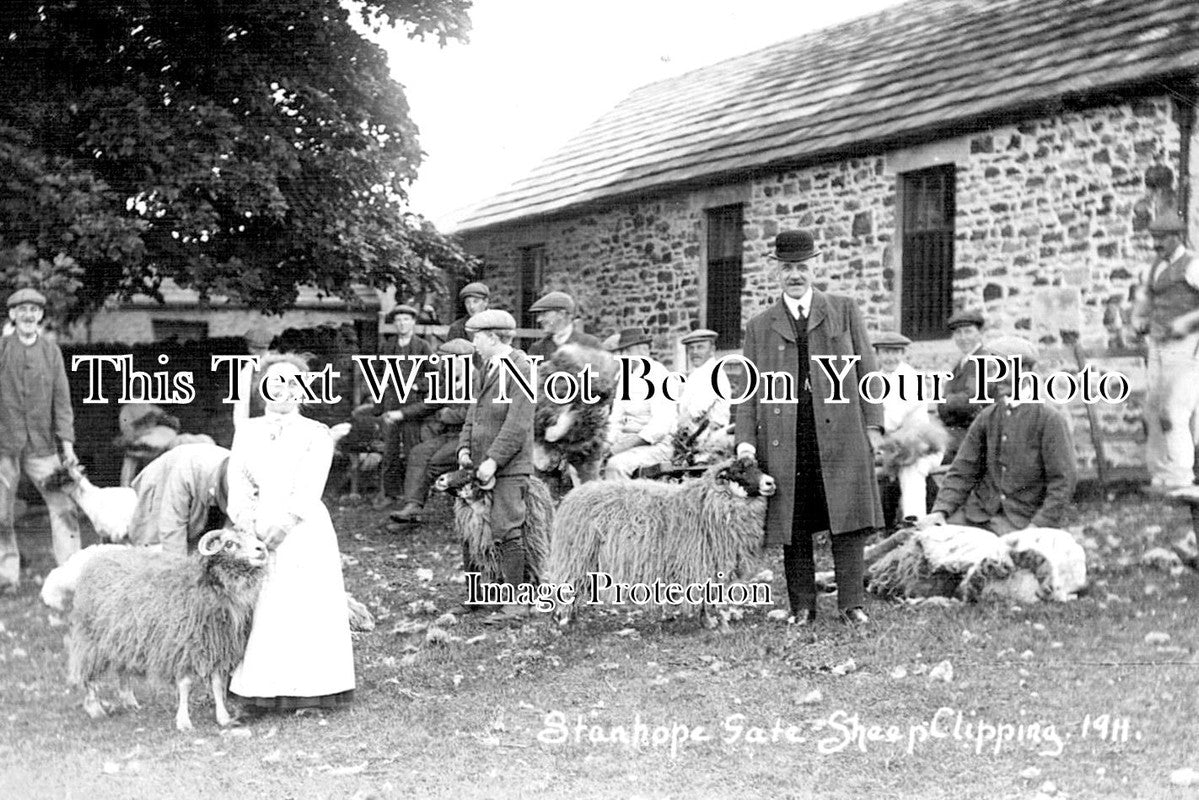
(0, 288, 81, 590)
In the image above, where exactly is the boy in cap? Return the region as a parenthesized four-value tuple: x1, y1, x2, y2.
(0, 288, 81, 588)
(527, 291, 599, 359)
(458, 309, 536, 623)
(674, 328, 734, 462)
(938, 309, 993, 460)
(921, 337, 1077, 534)
(445, 283, 490, 344)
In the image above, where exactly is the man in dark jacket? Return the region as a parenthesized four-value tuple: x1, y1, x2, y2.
(735, 231, 883, 627)
(458, 309, 536, 624)
(923, 337, 1077, 534)
(390, 338, 476, 522)
(938, 309, 994, 460)
(526, 291, 599, 359)
(127, 443, 231, 553)
(0, 288, 80, 588)
(445, 283, 490, 344)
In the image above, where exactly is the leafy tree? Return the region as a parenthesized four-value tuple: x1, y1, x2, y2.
(0, 0, 477, 319)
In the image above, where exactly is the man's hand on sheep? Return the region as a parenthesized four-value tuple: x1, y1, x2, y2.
(916, 511, 947, 529)
(61, 441, 78, 466)
(475, 458, 498, 485)
(457, 448, 472, 469)
(735, 443, 756, 462)
(261, 524, 290, 551)
(866, 426, 884, 453)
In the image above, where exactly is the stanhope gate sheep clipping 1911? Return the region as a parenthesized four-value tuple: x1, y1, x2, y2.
(66, 528, 268, 731)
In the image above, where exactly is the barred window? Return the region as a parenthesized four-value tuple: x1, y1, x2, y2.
(900, 164, 956, 340)
(706, 204, 744, 349)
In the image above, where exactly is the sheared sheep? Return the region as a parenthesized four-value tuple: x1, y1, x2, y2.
(67, 528, 268, 731)
(42, 462, 138, 543)
(547, 457, 776, 627)
(433, 468, 553, 584)
(533, 344, 617, 493)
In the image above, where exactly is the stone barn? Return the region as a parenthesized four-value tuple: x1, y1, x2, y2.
(454, 0, 1199, 478)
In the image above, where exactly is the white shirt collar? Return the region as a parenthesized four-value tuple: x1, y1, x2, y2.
(782, 288, 814, 318)
(552, 324, 574, 346)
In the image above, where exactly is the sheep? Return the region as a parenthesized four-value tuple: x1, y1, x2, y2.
(533, 344, 618, 494)
(42, 462, 138, 543)
(67, 528, 268, 731)
(40, 544, 136, 612)
(433, 468, 553, 584)
(547, 457, 776, 627)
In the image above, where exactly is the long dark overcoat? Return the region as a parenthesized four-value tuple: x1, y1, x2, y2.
(735, 293, 884, 546)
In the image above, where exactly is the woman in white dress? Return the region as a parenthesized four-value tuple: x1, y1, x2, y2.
(229, 355, 355, 711)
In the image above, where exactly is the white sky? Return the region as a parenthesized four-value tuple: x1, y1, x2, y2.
(375, 0, 905, 230)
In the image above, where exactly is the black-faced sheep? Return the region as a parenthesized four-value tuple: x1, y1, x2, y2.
(67, 528, 268, 731)
(433, 468, 553, 584)
(533, 344, 617, 493)
(547, 457, 776, 626)
(42, 462, 138, 543)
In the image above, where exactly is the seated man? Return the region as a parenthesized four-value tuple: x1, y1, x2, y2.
(673, 328, 734, 464)
(602, 328, 676, 479)
(391, 338, 476, 522)
(920, 337, 1077, 534)
(127, 442, 231, 553)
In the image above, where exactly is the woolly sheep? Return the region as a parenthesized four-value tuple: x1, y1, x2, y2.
(547, 457, 776, 626)
(433, 468, 553, 584)
(42, 462, 138, 543)
(67, 528, 268, 731)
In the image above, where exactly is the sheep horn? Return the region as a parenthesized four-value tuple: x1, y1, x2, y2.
(196, 529, 224, 556)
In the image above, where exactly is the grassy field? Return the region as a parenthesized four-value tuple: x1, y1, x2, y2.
(1, 489, 1197, 800)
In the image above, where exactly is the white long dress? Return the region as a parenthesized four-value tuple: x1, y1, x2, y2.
(228, 412, 355, 705)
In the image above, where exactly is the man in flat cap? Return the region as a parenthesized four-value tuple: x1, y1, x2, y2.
(445, 283, 490, 344)
(458, 309, 536, 623)
(526, 291, 599, 360)
(0, 288, 81, 589)
(872, 331, 945, 526)
(390, 338, 477, 523)
(735, 230, 883, 627)
(674, 328, 734, 463)
(602, 328, 677, 479)
(938, 309, 994, 460)
(921, 337, 1077, 534)
(1131, 211, 1199, 502)
(362, 304, 436, 508)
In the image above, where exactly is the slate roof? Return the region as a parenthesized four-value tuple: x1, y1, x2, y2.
(455, 0, 1199, 233)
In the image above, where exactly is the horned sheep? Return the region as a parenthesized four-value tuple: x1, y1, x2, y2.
(547, 457, 776, 626)
(67, 528, 268, 731)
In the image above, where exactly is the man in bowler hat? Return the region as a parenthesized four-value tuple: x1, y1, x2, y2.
(0, 288, 81, 589)
(735, 231, 883, 626)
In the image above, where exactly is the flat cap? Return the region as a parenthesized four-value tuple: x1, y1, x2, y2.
(7, 288, 46, 308)
(459, 282, 490, 300)
(680, 328, 719, 345)
(243, 326, 273, 349)
(387, 304, 419, 321)
(438, 338, 476, 356)
(1148, 212, 1186, 234)
(465, 309, 516, 333)
(987, 335, 1039, 367)
(946, 309, 985, 331)
(528, 291, 575, 314)
(872, 330, 912, 348)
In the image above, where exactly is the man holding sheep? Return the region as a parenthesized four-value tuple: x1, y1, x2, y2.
(0, 288, 81, 590)
(736, 231, 884, 627)
(458, 309, 537, 624)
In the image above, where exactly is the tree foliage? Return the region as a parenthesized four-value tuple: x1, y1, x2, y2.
(0, 0, 477, 318)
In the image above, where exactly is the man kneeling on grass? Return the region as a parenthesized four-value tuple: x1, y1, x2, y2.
(457, 309, 536, 625)
(918, 337, 1077, 535)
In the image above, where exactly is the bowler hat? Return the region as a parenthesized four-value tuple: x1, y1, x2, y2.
(387, 304, 419, 322)
(438, 338, 476, 356)
(243, 326, 273, 349)
(1148, 212, 1186, 234)
(680, 328, 718, 346)
(7, 288, 47, 309)
(466, 309, 516, 333)
(872, 331, 912, 348)
(946, 309, 985, 331)
(604, 327, 653, 352)
(529, 291, 575, 314)
(459, 282, 490, 300)
(768, 230, 821, 263)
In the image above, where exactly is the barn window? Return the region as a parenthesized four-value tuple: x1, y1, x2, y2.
(900, 164, 956, 340)
(706, 204, 744, 349)
(151, 319, 208, 343)
(518, 244, 547, 329)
